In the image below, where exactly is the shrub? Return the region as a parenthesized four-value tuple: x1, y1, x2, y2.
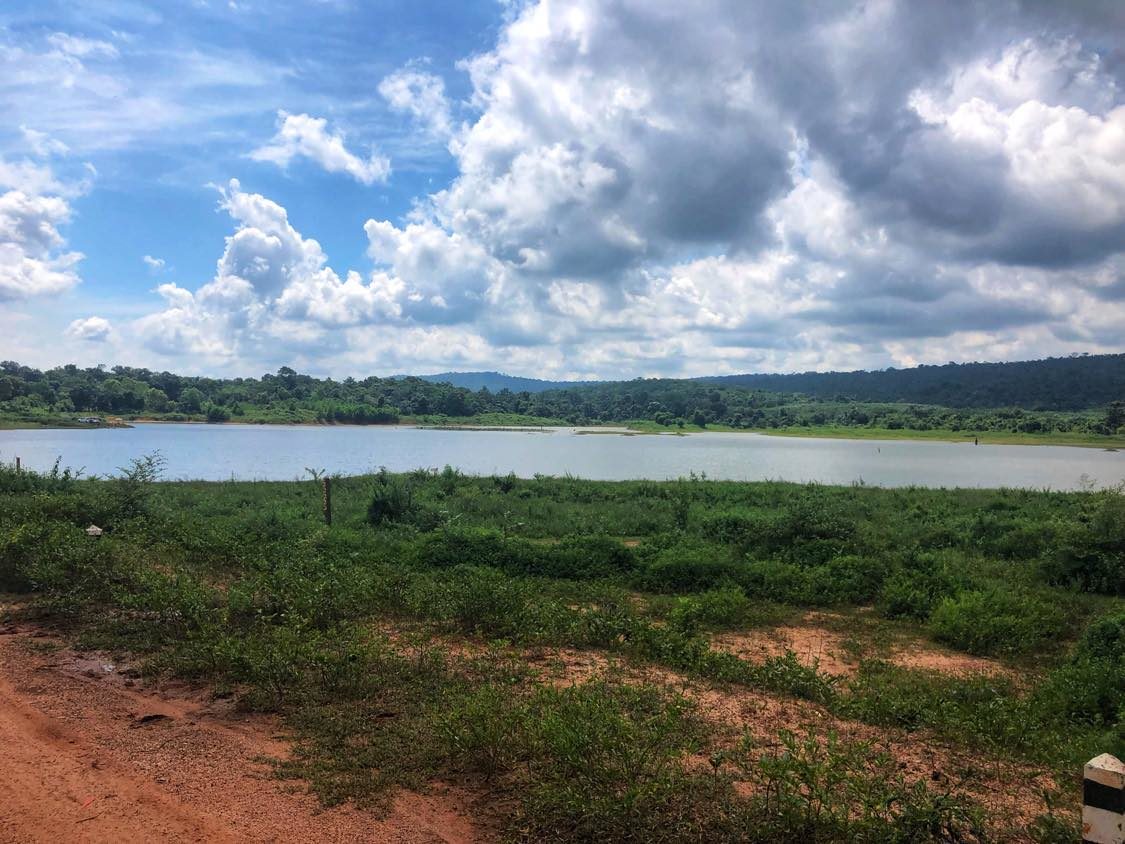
(366, 474, 417, 526)
(513, 682, 709, 841)
(0, 458, 82, 495)
(739, 559, 811, 603)
(929, 588, 1066, 656)
(820, 554, 887, 603)
(105, 452, 165, 521)
(698, 510, 763, 549)
(437, 682, 530, 776)
(414, 529, 544, 574)
(633, 546, 741, 593)
(738, 556, 884, 606)
(1037, 610, 1125, 731)
(544, 535, 636, 580)
(878, 553, 964, 620)
(422, 565, 537, 637)
(1075, 609, 1125, 662)
(667, 585, 755, 633)
(1042, 489, 1124, 595)
(732, 730, 984, 841)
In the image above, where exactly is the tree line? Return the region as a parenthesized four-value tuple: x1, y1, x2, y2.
(1, 359, 1122, 435)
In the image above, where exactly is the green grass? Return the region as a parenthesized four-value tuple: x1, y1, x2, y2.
(2, 461, 1120, 840)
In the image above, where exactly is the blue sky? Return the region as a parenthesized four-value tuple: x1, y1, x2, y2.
(2, 1, 497, 299)
(2, 0, 1124, 379)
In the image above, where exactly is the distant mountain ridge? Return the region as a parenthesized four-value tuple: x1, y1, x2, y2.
(416, 353, 1125, 410)
(415, 371, 596, 393)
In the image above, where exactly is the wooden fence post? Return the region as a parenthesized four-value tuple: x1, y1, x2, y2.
(322, 476, 332, 526)
(15, 456, 20, 473)
(1084, 754, 1124, 844)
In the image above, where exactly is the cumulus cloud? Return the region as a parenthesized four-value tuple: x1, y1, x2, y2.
(0, 187, 83, 301)
(378, 64, 453, 137)
(93, 0, 1125, 376)
(143, 254, 166, 271)
(65, 315, 112, 341)
(134, 181, 383, 362)
(0, 120, 90, 303)
(250, 111, 391, 185)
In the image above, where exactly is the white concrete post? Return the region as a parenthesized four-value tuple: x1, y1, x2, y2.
(1085, 754, 1125, 844)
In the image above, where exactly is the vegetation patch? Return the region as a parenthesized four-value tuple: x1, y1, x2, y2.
(1, 458, 1121, 839)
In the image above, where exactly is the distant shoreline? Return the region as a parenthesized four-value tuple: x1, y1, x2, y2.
(3, 415, 1123, 450)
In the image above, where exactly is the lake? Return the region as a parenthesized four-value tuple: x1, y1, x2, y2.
(1, 423, 1122, 490)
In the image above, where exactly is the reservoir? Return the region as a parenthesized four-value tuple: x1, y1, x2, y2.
(1, 423, 1122, 490)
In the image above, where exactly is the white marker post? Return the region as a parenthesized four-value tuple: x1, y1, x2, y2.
(1085, 754, 1125, 844)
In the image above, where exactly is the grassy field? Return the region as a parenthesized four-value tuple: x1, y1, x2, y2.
(1, 458, 1123, 840)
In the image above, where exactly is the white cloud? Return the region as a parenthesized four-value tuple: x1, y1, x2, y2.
(0, 26, 289, 153)
(0, 160, 68, 197)
(0, 188, 83, 301)
(19, 126, 70, 158)
(46, 33, 120, 60)
(24, 0, 1125, 378)
(143, 254, 166, 271)
(65, 315, 112, 341)
(250, 111, 391, 185)
(378, 64, 453, 137)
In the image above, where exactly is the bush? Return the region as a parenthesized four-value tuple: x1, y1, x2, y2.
(667, 585, 755, 633)
(929, 588, 1066, 656)
(698, 510, 762, 549)
(366, 474, 417, 526)
(106, 452, 165, 521)
(0, 458, 82, 495)
(820, 554, 887, 603)
(738, 555, 884, 606)
(421, 565, 537, 637)
(1042, 489, 1124, 595)
(878, 553, 964, 620)
(1037, 610, 1125, 733)
(544, 535, 636, 580)
(739, 559, 811, 603)
(633, 546, 741, 593)
(0, 520, 118, 603)
(513, 682, 709, 842)
(1075, 609, 1125, 662)
(732, 730, 984, 841)
(414, 529, 544, 574)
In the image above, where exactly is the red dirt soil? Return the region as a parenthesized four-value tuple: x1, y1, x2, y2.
(713, 614, 1013, 679)
(0, 628, 481, 844)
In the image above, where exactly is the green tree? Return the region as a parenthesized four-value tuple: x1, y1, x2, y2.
(144, 388, 171, 414)
(178, 387, 205, 413)
(1106, 401, 1125, 434)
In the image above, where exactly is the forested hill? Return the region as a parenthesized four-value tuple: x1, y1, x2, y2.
(416, 371, 591, 393)
(698, 354, 1125, 411)
(417, 354, 1125, 411)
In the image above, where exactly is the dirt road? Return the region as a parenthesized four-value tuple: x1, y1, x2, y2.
(0, 626, 480, 844)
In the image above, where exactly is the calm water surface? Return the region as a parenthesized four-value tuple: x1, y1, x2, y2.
(0, 423, 1122, 490)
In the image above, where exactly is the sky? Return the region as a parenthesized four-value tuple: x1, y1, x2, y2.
(1, 0, 1124, 381)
